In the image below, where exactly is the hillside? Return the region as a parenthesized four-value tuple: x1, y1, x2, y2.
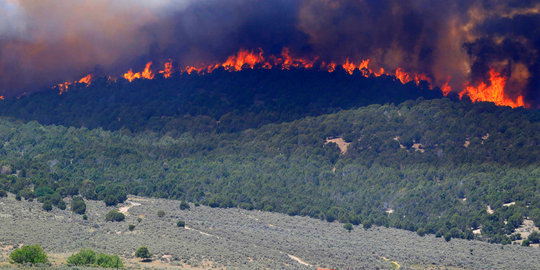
(0, 98, 538, 244)
(0, 69, 444, 134)
(1, 194, 539, 269)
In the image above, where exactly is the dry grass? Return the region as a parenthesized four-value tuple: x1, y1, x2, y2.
(1, 194, 539, 269)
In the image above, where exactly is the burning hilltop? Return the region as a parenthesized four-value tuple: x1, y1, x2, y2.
(55, 48, 526, 108)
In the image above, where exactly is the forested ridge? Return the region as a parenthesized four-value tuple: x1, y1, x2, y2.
(0, 96, 538, 243)
(0, 68, 444, 134)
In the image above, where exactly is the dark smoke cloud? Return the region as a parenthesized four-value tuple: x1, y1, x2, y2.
(0, 0, 538, 106)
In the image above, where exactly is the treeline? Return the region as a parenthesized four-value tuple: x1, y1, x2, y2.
(0, 68, 444, 135)
(0, 98, 538, 243)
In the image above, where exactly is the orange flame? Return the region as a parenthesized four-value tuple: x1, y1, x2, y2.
(46, 47, 523, 108)
(459, 69, 525, 108)
(159, 60, 173, 78)
(56, 74, 93, 95)
(123, 62, 154, 82)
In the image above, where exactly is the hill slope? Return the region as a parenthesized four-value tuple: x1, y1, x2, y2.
(1, 194, 540, 269)
(0, 69, 444, 134)
(0, 98, 538, 243)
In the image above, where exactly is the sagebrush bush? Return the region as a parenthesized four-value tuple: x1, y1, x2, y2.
(42, 201, 52, 211)
(95, 253, 124, 268)
(105, 210, 125, 222)
(71, 196, 86, 215)
(9, 244, 48, 264)
(177, 220, 185, 228)
(67, 249, 123, 268)
(180, 200, 190, 210)
(157, 210, 165, 217)
(67, 249, 96, 266)
(135, 246, 151, 259)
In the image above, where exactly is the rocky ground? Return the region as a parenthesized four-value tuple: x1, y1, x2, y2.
(0, 194, 539, 269)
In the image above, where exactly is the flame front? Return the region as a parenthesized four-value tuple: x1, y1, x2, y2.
(47, 48, 526, 109)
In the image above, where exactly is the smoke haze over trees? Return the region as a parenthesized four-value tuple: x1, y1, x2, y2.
(0, 0, 538, 106)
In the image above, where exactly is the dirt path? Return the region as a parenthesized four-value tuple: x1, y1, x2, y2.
(185, 226, 219, 238)
(118, 200, 141, 215)
(382, 257, 400, 269)
(287, 254, 312, 267)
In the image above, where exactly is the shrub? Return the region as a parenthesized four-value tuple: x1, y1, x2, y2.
(522, 239, 531, 246)
(83, 214, 88, 220)
(71, 196, 86, 215)
(57, 199, 66, 210)
(179, 200, 190, 210)
(444, 232, 452, 242)
(0, 189, 7, 197)
(42, 201, 53, 211)
(137, 217, 142, 223)
(105, 210, 125, 222)
(157, 210, 165, 217)
(9, 245, 48, 264)
(363, 219, 373, 230)
(177, 220, 185, 228)
(344, 223, 353, 232)
(129, 224, 136, 231)
(67, 249, 96, 266)
(95, 253, 123, 268)
(416, 228, 426, 237)
(528, 231, 540, 244)
(135, 246, 152, 260)
(66, 249, 122, 268)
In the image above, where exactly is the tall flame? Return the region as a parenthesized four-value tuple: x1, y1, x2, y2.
(124, 62, 154, 82)
(460, 69, 525, 108)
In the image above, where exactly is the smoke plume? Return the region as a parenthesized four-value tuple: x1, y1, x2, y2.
(0, 0, 538, 106)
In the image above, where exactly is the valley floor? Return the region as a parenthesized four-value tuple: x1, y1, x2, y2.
(0, 194, 539, 269)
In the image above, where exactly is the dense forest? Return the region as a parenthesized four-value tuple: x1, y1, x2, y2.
(0, 68, 444, 134)
(0, 90, 538, 243)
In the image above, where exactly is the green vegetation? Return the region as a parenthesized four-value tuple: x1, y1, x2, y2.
(135, 246, 152, 260)
(129, 224, 136, 231)
(105, 210, 125, 222)
(0, 189, 6, 197)
(528, 231, 540, 244)
(177, 220, 185, 228)
(67, 249, 123, 268)
(344, 223, 353, 232)
(71, 196, 86, 214)
(157, 210, 165, 217)
(67, 249, 96, 266)
(95, 253, 124, 268)
(9, 244, 48, 264)
(42, 201, 52, 212)
(0, 98, 536, 243)
(180, 200, 190, 210)
(0, 69, 443, 135)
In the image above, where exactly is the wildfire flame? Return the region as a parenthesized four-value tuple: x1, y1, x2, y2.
(460, 69, 525, 108)
(46, 48, 525, 108)
(124, 62, 154, 82)
(56, 74, 93, 95)
(159, 60, 173, 78)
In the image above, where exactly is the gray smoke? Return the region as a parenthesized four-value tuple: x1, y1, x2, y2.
(0, 0, 538, 106)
